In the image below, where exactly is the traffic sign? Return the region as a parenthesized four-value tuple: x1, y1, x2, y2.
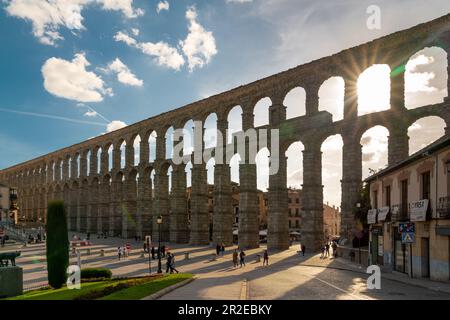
(401, 232, 414, 243)
(399, 223, 415, 233)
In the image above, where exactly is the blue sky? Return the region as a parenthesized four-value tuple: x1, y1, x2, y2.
(1, 0, 449, 206)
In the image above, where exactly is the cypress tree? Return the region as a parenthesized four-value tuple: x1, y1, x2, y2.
(46, 200, 69, 289)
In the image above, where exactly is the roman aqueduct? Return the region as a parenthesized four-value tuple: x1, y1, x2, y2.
(1, 14, 450, 251)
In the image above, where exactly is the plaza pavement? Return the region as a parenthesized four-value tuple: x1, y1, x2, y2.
(2, 232, 450, 300)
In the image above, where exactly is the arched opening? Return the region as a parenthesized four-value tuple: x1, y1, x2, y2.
(360, 126, 389, 178)
(149, 131, 157, 163)
(167, 165, 173, 193)
(321, 135, 343, 207)
(230, 153, 241, 184)
(206, 158, 215, 185)
(319, 77, 345, 121)
(255, 147, 270, 192)
(408, 116, 446, 155)
(253, 97, 271, 127)
(284, 87, 306, 119)
(165, 127, 174, 160)
(357, 64, 391, 116)
(405, 47, 448, 109)
(86, 150, 91, 176)
(183, 120, 194, 156)
(120, 140, 126, 169)
(107, 145, 113, 171)
(150, 169, 156, 199)
(286, 141, 305, 189)
(96, 147, 102, 174)
(227, 106, 243, 144)
(204, 113, 217, 149)
(133, 135, 141, 166)
(185, 161, 193, 188)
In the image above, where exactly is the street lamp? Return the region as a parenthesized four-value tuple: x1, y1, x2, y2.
(157, 215, 162, 274)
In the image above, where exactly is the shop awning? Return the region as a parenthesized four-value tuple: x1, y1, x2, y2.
(367, 209, 377, 224)
(377, 206, 390, 222)
(410, 199, 429, 222)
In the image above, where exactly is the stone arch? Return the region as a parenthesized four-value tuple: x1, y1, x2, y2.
(147, 130, 157, 163)
(118, 139, 126, 169)
(286, 141, 305, 189)
(227, 105, 243, 145)
(107, 144, 114, 172)
(183, 119, 195, 157)
(204, 113, 217, 149)
(253, 97, 272, 127)
(319, 76, 345, 121)
(206, 157, 215, 185)
(408, 115, 446, 155)
(230, 153, 241, 184)
(165, 126, 174, 160)
(132, 134, 141, 167)
(405, 46, 448, 109)
(321, 134, 343, 207)
(357, 64, 391, 116)
(360, 125, 390, 178)
(284, 86, 306, 119)
(255, 147, 270, 192)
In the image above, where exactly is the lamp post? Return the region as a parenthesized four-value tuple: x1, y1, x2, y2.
(38, 217, 43, 242)
(147, 235, 151, 275)
(157, 215, 162, 273)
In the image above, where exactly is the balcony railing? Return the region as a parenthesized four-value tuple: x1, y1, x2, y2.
(391, 204, 409, 222)
(437, 197, 450, 219)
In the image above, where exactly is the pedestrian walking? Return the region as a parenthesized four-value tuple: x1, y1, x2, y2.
(263, 250, 269, 266)
(169, 253, 179, 274)
(151, 246, 155, 259)
(325, 243, 330, 257)
(165, 253, 172, 273)
(117, 246, 122, 261)
(220, 242, 225, 256)
(216, 243, 221, 256)
(232, 249, 238, 268)
(332, 242, 338, 258)
(239, 250, 246, 267)
(301, 244, 306, 256)
(320, 245, 325, 259)
(161, 245, 166, 257)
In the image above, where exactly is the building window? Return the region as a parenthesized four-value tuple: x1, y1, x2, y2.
(422, 171, 431, 200)
(289, 220, 292, 228)
(385, 185, 391, 207)
(289, 208, 292, 217)
(373, 190, 378, 209)
(296, 198, 299, 204)
(295, 220, 299, 228)
(288, 198, 292, 204)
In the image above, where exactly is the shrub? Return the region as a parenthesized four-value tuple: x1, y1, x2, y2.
(81, 268, 112, 280)
(46, 200, 69, 289)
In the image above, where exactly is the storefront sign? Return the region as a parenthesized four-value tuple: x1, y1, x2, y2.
(410, 199, 429, 222)
(367, 209, 377, 224)
(377, 206, 390, 222)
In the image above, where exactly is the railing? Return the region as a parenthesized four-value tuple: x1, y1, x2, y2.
(390, 204, 409, 222)
(437, 197, 450, 219)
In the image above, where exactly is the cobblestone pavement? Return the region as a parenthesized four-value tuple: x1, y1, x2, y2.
(2, 233, 450, 299)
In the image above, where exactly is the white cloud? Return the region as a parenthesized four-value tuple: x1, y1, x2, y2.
(131, 28, 139, 36)
(114, 31, 185, 70)
(106, 120, 127, 132)
(180, 7, 217, 72)
(405, 54, 437, 93)
(106, 58, 143, 86)
(5, 0, 143, 46)
(84, 110, 98, 117)
(156, 1, 169, 13)
(42, 52, 113, 102)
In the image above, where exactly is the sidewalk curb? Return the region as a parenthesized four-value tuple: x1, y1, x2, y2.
(141, 276, 197, 300)
(303, 260, 450, 294)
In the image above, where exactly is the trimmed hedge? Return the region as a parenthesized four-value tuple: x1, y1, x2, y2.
(46, 200, 69, 289)
(81, 268, 112, 280)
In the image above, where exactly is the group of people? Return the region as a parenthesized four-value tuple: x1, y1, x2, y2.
(143, 244, 167, 259)
(216, 243, 226, 256)
(165, 252, 179, 274)
(117, 244, 132, 260)
(230, 248, 269, 268)
(320, 241, 338, 259)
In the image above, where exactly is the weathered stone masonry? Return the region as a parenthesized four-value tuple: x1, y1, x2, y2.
(1, 14, 450, 251)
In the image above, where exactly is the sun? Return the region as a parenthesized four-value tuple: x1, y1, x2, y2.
(357, 64, 391, 116)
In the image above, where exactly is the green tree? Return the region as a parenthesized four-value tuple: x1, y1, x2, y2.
(46, 200, 69, 289)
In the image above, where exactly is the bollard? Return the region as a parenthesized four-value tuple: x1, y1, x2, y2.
(185, 252, 189, 260)
(100, 249, 104, 257)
